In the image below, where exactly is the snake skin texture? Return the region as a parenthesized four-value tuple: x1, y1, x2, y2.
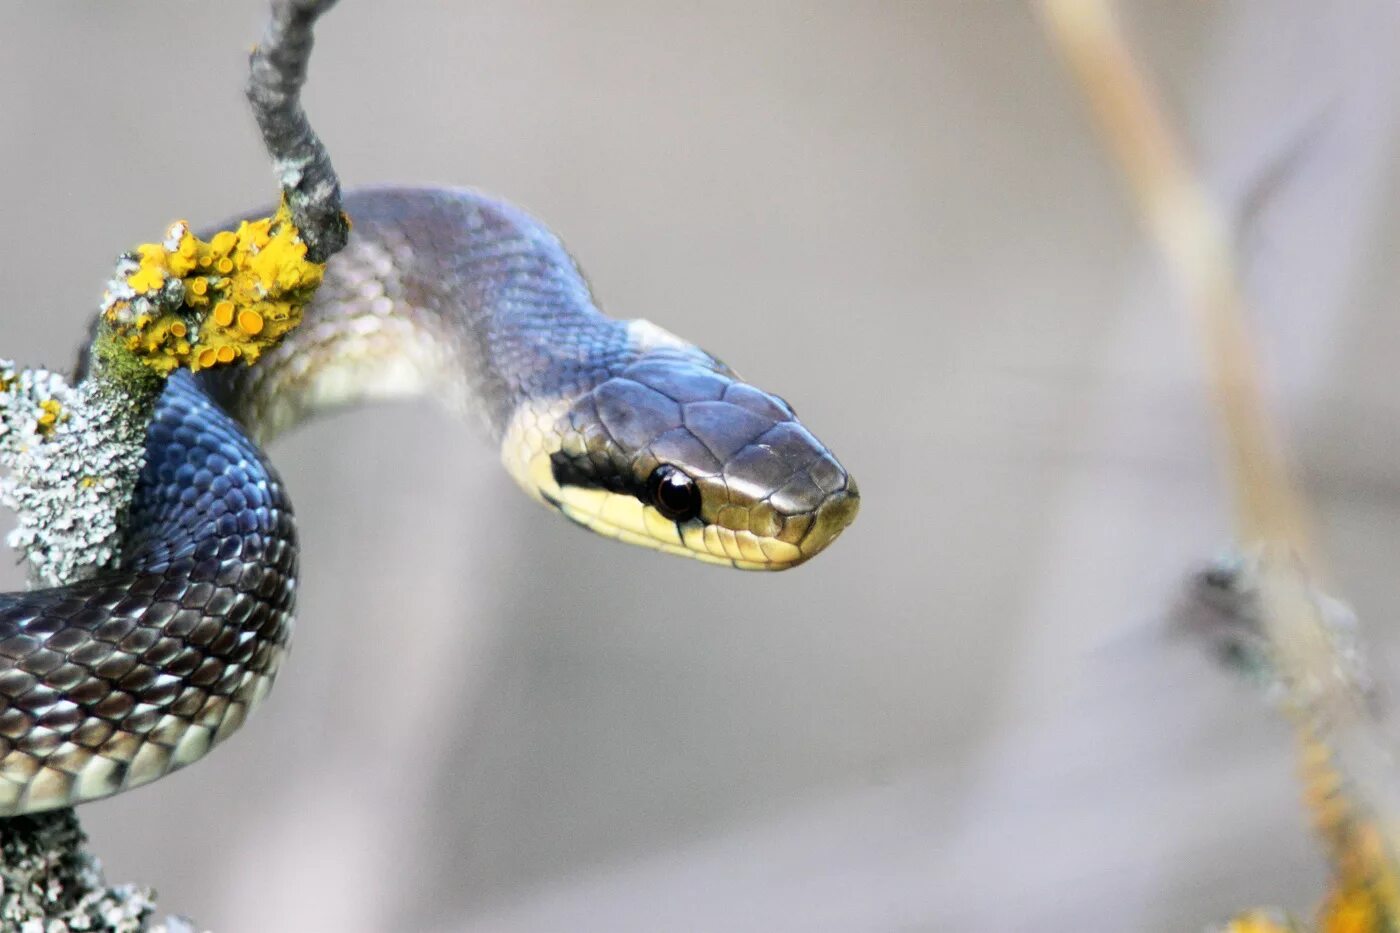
(205, 187, 634, 442)
(0, 186, 856, 814)
(0, 374, 294, 812)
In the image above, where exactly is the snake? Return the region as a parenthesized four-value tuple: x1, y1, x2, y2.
(0, 186, 859, 815)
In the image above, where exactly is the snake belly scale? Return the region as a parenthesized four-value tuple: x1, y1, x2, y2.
(0, 187, 859, 814)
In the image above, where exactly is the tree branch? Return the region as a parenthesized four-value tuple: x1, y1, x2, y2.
(0, 0, 347, 928)
(247, 0, 348, 264)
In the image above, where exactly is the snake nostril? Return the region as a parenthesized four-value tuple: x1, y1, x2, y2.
(829, 487, 860, 529)
(799, 486, 860, 558)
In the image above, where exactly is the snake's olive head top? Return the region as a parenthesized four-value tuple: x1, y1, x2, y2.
(510, 338, 858, 570)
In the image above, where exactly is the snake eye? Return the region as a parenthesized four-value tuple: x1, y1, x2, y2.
(647, 465, 702, 522)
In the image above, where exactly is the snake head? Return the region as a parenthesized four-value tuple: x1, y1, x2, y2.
(504, 324, 858, 570)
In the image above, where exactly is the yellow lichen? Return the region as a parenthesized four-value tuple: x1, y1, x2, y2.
(127, 245, 168, 293)
(35, 399, 64, 437)
(1222, 910, 1300, 933)
(101, 200, 330, 375)
(1223, 717, 1400, 933)
(238, 309, 264, 335)
(1318, 884, 1386, 933)
(1294, 724, 1400, 933)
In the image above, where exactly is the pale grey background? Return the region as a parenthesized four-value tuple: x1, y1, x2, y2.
(3, 3, 1400, 931)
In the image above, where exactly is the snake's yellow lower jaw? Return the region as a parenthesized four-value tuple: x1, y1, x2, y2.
(556, 484, 811, 570)
(500, 404, 857, 571)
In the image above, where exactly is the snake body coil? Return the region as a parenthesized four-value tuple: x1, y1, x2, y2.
(0, 187, 858, 814)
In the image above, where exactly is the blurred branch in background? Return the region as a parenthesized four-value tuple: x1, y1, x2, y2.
(0, 1, 344, 929)
(1039, 0, 1400, 930)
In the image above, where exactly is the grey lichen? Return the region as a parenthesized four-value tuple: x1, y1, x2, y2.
(99, 239, 189, 337)
(0, 808, 198, 931)
(0, 810, 155, 933)
(0, 340, 190, 932)
(0, 361, 157, 588)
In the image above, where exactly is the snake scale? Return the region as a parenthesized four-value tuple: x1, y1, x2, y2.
(0, 186, 859, 814)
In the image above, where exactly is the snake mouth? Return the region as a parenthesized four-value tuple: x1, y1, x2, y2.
(545, 477, 859, 571)
(550, 492, 801, 571)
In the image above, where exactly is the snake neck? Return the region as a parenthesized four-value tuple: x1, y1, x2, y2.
(199, 186, 634, 447)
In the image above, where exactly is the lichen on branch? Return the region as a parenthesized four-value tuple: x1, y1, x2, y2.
(0, 363, 151, 588)
(0, 0, 348, 926)
(0, 201, 327, 590)
(0, 810, 171, 932)
(98, 201, 325, 376)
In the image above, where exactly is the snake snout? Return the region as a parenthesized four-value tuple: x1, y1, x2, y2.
(736, 435, 860, 568)
(799, 476, 860, 562)
(784, 473, 856, 560)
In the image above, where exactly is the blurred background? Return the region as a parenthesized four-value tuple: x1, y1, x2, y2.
(2, 2, 1400, 930)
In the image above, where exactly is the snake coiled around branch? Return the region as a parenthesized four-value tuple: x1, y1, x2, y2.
(0, 186, 859, 814)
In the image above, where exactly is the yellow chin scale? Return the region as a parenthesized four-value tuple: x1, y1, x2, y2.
(549, 486, 805, 570)
(499, 400, 804, 570)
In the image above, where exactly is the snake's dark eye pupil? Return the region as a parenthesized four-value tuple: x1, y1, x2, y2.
(648, 465, 701, 522)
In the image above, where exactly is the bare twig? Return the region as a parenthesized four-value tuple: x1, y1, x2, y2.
(247, 0, 348, 264)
